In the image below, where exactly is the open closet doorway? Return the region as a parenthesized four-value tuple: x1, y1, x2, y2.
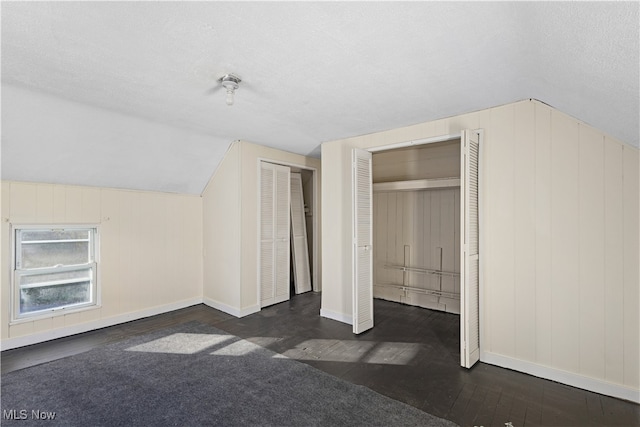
(259, 160, 318, 309)
(352, 129, 481, 369)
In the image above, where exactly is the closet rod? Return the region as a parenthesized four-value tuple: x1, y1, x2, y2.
(384, 264, 460, 278)
(375, 283, 459, 299)
(373, 177, 460, 192)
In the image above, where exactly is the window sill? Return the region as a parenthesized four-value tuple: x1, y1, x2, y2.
(9, 304, 102, 326)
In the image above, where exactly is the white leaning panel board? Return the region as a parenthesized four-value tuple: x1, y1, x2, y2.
(290, 172, 312, 294)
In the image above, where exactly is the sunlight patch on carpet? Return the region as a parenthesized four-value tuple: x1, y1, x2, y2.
(126, 333, 233, 354)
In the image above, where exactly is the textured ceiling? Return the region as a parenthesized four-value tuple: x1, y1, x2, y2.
(2, 1, 638, 194)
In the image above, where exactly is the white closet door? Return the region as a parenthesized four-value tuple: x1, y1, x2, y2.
(352, 148, 374, 334)
(460, 129, 481, 368)
(290, 172, 312, 294)
(260, 162, 291, 307)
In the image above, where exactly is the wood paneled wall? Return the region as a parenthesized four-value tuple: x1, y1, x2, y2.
(1, 181, 203, 344)
(483, 101, 639, 394)
(321, 99, 639, 400)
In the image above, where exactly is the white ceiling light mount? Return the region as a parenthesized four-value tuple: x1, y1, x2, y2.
(218, 73, 241, 106)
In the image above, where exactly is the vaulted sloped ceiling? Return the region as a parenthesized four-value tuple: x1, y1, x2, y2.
(2, 2, 638, 194)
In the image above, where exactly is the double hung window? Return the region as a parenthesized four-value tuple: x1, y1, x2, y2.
(12, 226, 99, 321)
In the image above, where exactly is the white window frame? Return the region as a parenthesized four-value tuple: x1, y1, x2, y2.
(11, 224, 100, 323)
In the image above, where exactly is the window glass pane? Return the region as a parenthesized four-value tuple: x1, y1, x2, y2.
(19, 269, 92, 314)
(14, 226, 97, 320)
(21, 241, 89, 269)
(21, 229, 89, 242)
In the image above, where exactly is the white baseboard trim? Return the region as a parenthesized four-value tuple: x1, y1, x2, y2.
(239, 304, 261, 317)
(1, 297, 203, 351)
(202, 297, 260, 318)
(320, 308, 352, 325)
(482, 351, 640, 404)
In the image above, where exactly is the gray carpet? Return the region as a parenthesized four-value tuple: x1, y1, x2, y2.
(1, 322, 458, 426)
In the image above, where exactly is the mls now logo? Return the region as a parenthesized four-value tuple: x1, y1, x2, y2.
(3, 409, 57, 420)
(2, 410, 27, 420)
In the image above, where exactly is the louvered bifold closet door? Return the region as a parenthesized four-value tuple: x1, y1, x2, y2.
(290, 172, 312, 294)
(460, 129, 481, 368)
(260, 162, 291, 308)
(352, 148, 374, 334)
(260, 163, 275, 305)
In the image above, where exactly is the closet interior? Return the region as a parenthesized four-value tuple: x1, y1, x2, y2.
(372, 138, 462, 314)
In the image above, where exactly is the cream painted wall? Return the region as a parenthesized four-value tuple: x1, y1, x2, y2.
(1, 181, 203, 348)
(320, 99, 639, 402)
(202, 140, 321, 316)
(202, 142, 242, 313)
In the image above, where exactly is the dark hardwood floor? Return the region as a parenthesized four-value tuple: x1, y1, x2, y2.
(3, 292, 639, 427)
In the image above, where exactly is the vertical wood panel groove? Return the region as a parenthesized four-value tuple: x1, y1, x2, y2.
(622, 146, 639, 388)
(488, 104, 516, 356)
(577, 125, 581, 374)
(534, 102, 552, 366)
(604, 139, 624, 384)
(578, 125, 606, 379)
(513, 105, 517, 357)
(514, 101, 536, 361)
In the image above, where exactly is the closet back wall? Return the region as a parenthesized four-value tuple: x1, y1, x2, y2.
(374, 188, 461, 313)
